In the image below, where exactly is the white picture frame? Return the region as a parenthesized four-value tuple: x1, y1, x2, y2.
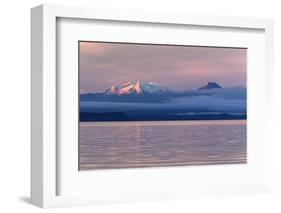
(31, 4, 274, 208)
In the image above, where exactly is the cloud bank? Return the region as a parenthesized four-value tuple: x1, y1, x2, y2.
(80, 87, 246, 113)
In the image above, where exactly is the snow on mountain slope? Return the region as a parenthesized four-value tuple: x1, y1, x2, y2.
(103, 81, 172, 95)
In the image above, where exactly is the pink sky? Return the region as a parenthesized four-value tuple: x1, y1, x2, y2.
(79, 41, 246, 93)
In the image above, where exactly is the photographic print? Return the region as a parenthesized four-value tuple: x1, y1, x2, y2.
(79, 41, 247, 170)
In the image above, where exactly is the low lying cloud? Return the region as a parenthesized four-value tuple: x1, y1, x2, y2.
(80, 88, 246, 113)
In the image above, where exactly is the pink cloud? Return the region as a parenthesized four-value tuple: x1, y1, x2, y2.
(79, 42, 246, 93)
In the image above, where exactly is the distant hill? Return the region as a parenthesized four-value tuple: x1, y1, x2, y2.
(80, 111, 246, 122)
(80, 112, 129, 122)
(198, 82, 223, 90)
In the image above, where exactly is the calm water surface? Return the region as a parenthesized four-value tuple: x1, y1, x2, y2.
(79, 120, 246, 170)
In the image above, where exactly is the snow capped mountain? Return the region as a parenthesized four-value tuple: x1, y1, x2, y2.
(103, 81, 172, 96)
(80, 81, 245, 104)
(198, 82, 223, 90)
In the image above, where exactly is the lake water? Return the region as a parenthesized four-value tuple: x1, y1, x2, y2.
(79, 120, 246, 170)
